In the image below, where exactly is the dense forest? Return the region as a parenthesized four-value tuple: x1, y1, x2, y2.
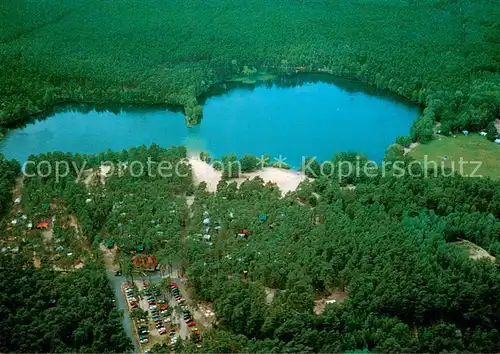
(2, 0, 500, 351)
(0, 256, 133, 353)
(1, 0, 499, 133)
(2, 146, 500, 352)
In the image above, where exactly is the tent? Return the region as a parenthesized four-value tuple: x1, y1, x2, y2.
(105, 239, 114, 249)
(259, 213, 268, 221)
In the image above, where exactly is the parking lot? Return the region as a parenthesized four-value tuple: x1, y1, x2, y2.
(121, 278, 202, 352)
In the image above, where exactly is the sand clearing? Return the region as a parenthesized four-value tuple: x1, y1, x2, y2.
(313, 291, 348, 315)
(189, 157, 221, 192)
(236, 168, 308, 195)
(452, 240, 496, 262)
(188, 156, 307, 195)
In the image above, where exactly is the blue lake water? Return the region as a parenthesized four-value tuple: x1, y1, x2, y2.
(0, 76, 420, 168)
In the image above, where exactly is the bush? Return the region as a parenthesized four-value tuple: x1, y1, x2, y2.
(486, 121, 498, 142)
(395, 136, 412, 148)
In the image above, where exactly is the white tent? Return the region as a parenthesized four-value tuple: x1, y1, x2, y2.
(495, 138, 500, 144)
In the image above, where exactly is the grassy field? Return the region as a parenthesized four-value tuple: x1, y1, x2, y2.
(409, 134, 500, 179)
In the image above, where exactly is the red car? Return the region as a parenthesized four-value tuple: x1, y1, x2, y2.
(187, 321, 197, 327)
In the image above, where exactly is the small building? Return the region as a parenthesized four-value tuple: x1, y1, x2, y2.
(36, 221, 49, 229)
(495, 138, 500, 144)
(132, 255, 158, 271)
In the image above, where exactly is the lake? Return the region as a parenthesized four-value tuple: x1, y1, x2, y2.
(0, 75, 420, 168)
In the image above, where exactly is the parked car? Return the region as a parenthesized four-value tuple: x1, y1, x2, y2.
(188, 321, 197, 327)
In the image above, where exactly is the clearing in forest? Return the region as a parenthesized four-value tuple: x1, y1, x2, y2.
(409, 134, 500, 179)
(314, 291, 348, 315)
(100, 242, 119, 272)
(451, 240, 496, 262)
(32, 252, 41, 269)
(264, 287, 276, 304)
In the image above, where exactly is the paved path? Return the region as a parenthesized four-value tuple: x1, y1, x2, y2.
(106, 271, 180, 353)
(106, 271, 139, 353)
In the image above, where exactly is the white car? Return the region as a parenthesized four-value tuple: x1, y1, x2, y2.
(140, 338, 149, 344)
(170, 337, 178, 344)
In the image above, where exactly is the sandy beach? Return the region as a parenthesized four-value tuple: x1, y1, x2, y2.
(188, 155, 308, 195)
